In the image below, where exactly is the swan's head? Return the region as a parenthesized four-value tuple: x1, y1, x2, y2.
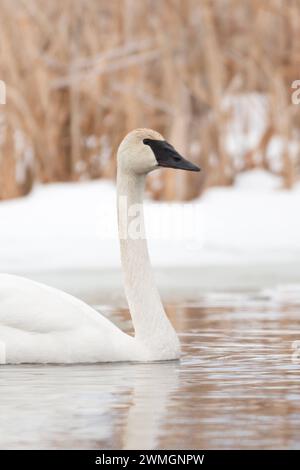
(117, 128, 200, 175)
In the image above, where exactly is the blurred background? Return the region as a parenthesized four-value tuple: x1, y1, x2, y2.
(0, 0, 300, 202)
(0, 0, 300, 292)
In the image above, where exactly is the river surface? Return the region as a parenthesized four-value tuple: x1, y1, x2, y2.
(1, 286, 300, 449)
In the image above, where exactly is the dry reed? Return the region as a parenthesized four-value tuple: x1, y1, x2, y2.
(0, 0, 299, 201)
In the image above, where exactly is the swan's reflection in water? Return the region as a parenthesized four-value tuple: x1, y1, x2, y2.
(1, 289, 300, 449)
(122, 362, 179, 449)
(0, 361, 179, 449)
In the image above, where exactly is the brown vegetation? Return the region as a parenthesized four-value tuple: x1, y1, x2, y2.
(0, 0, 299, 201)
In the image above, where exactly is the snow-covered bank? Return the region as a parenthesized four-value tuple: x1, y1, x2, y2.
(0, 170, 300, 277)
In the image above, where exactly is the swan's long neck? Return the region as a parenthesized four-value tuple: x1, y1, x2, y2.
(117, 169, 179, 355)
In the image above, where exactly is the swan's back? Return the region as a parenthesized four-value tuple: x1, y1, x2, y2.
(0, 273, 108, 332)
(0, 274, 137, 364)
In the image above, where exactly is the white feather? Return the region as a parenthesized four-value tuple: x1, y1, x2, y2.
(0, 129, 181, 364)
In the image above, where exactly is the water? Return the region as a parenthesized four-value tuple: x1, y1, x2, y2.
(1, 288, 300, 449)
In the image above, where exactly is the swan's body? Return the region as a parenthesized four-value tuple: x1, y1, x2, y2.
(0, 129, 199, 364)
(0, 274, 142, 363)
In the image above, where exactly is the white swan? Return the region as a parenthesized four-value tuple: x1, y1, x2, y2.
(0, 129, 200, 364)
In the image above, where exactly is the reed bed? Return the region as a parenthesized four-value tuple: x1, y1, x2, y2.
(0, 0, 299, 201)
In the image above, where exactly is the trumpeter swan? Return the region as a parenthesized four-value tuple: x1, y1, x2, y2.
(0, 129, 200, 364)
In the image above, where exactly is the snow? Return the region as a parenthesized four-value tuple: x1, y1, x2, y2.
(223, 93, 300, 174)
(0, 170, 300, 274)
(224, 93, 268, 162)
(234, 169, 282, 191)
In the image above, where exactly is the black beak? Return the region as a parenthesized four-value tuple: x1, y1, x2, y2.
(143, 139, 201, 172)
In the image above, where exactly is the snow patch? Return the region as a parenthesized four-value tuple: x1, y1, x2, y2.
(0, 173, 299, 272)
